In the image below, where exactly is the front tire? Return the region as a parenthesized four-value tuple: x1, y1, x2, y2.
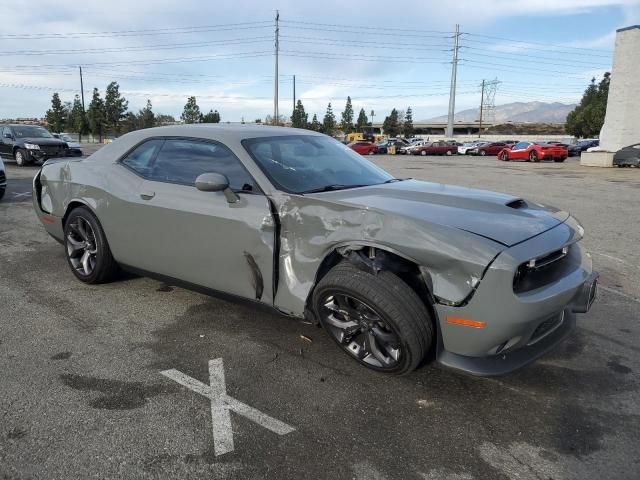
(313, 262, 433, 375)
(14, 149, 28, 167)
(500, 151, 509, 161)
(529, 151, 539, 162)
(64, 206, 118, 284)
(420, 150, 427, 156)
(480, 150, 487, 156)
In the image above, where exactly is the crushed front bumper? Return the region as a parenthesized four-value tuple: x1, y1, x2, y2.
(433, 219, 597, 376)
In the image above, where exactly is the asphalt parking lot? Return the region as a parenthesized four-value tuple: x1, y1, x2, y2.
(1, 151, 639, 479)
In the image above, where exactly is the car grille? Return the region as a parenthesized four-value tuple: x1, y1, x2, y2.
(41, 145, 65, 157)
(513, 245, 575, 293)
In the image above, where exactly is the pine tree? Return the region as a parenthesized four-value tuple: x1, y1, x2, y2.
(356, 108, 368, 132)
(181, 96, 202, 124)
(403, 107, 414, 138)
(310, 114, 321, 132)
(45, 93, 67, 133)
(566, 72, 610, 138)
(68, 95, 86, 137)
(104, 82, 129, 134)
(322, 103, 337, 136)
(139, 99, 155, 129)
(291, 100, 308, 129)
(87, 88, 107, 142)
(382, 108, 401, 137)
(340, 96, 354, 133)
(201, 109, 221, 123)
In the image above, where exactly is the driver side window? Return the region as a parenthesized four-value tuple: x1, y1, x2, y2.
(150, 139, 258, 192)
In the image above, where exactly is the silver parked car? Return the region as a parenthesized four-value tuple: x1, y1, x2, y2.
(33, 125, 598, 375)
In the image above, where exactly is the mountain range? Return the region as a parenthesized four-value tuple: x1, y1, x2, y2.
(425, 101, 576, 123)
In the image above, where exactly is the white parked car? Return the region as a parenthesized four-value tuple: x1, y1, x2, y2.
(458, 141, 487, 155)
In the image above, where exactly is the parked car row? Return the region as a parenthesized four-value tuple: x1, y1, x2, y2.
(0, 124, 83, 166)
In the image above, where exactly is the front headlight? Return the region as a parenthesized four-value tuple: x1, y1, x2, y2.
(24, 143, 40, 150)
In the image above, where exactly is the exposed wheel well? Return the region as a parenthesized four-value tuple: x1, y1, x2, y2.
(307, 245, 438, 325)
(62, 201, 91, 228)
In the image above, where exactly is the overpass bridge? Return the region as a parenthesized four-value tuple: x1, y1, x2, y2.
(370, 121, 498, 135)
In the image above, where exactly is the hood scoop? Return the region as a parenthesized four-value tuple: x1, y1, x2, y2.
(506, 198, 527, 209)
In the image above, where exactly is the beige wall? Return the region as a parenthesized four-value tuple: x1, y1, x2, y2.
(599, 26, 640, 151)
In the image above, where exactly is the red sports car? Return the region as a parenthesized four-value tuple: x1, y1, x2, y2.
(348, 141, 378, 155)
(498, 142, 567, 162)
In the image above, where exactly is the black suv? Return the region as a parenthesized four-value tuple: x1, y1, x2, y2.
(0, 124, 68, 166)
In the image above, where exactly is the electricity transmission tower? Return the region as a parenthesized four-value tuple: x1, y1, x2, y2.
(478, 78, 500, 137)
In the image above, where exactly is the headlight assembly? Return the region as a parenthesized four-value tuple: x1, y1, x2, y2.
(24, 143, 41, 150)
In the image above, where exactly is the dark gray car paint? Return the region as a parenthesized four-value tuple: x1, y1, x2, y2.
(32, 125, 595, 368)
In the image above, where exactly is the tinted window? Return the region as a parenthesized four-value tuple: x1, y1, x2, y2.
(513, 142, 527, 149)
(122, 139, 163, 176)
(243, 135, 393, 194)
(12, 126, 53, 139)
(2, 127, 11, 139)
(150, 139, 256, 192)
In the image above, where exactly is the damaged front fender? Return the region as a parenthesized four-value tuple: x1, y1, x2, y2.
(271, 192, 505, 316)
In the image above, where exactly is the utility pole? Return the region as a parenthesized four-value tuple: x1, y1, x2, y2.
(446, 24, 460, 139)
(293, 75, 296, 111)
(79, 66, 86, 143)
(370, 109, 375, 135)
(478, 79, 485, 138)
(273, 11, 280, 126)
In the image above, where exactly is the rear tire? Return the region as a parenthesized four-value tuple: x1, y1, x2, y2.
(420, 150, 427, 156)
(64, 206, 118, 284)
(313, 261, 433, 375)
(554, 158, 566, 163)
(14, 149, 28, 167)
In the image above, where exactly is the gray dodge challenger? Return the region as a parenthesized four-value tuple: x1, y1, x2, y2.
(33, 125, 598, 375)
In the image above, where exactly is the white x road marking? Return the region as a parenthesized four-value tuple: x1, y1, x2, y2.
(12, 192, 31, 198)
(161, 358, 295, 456)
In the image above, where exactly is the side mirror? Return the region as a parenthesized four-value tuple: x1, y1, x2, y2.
(195, 172, 239, 204)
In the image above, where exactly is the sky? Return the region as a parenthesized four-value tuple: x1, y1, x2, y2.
(1, 0, 639, 123)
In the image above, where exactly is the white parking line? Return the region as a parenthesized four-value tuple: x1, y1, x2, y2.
(161, 358, 295, 456)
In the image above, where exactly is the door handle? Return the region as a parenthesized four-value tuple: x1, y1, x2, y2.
(140, 191, 155, 200)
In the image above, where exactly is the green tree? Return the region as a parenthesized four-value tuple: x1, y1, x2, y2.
(138, 99, 156, 129)
(322, 103, 337, 136)
(565, 72, 610, 138)
(121, 112, 140, 133)
(156, 114, 176, 126)
(201, 109, 221, 123)
(181, 96, 202, 124)
(45, 93, 67, 133)
(87, 88, 107, 142)
(104, 82, 129, 134)
(291, 100, 308, 129)
(355, 108, 368, 132)
(310, 114, 321, 132)
(340, 96, 354, 133)
(382, 108, 401, 137)
(68, 95, 86, 137)
(403, 107, 414, 138)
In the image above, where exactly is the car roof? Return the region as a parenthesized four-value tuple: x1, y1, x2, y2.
(123, 124, 325, 142)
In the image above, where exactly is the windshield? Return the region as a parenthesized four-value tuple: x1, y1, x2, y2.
(242, 135, 393, 194)
(12, 126, 53, 139)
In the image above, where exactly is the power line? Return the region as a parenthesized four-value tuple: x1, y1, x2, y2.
(280, 19, 455, 35)
(462, 32, 613, 55)
(461, 46, 611, 68)
(0, 37, 273, 56)
(0, 21, 272, 40)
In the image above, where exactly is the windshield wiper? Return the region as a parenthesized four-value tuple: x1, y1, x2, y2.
(299, 184, 368, 194)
